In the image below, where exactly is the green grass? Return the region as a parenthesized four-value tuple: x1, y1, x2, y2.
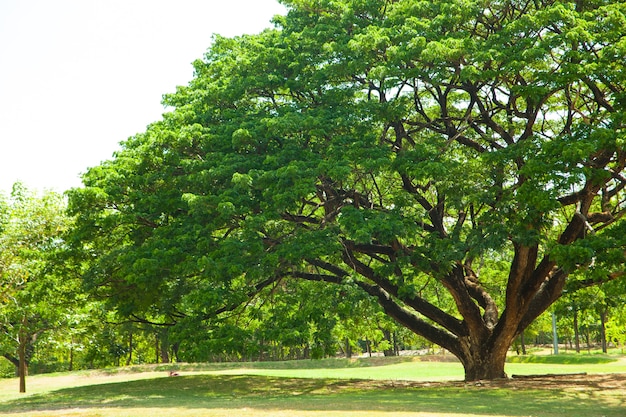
(505, 353, 626, 376)
(1, 373, 624, 417)
(0, 354, 625, 417)
(211, 357, 466, 381)
(507, 353, 616, 364)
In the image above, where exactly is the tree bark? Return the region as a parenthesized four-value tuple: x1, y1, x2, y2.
(126, 332, 133, 366)
(452, 325, 514, 381)
(344, 338, 352, 359)
(457, 343, 509, 381)
(171, 342, 180, 362)
(382, 330, 396, 357)
(18, 316, 28, 393)
(160, 330, 170, 363)
(160, 344, 170, 363)
(600, 310, 608, 354)
(69, 341, 74, 372)
(573, 309, 581, 353)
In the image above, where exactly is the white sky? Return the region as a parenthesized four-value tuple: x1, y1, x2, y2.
(0, 0, 286, 194)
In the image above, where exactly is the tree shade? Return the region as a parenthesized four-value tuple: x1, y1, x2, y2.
(68, 0, 626, 380)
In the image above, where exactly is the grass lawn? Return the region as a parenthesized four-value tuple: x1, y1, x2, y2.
(0, 355, 625, 417)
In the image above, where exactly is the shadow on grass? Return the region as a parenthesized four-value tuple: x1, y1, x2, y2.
(102, 355, 442, 375)
(0, 374, 624, 417)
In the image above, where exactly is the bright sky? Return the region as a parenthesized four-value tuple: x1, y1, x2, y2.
(0, 0, 286, 194)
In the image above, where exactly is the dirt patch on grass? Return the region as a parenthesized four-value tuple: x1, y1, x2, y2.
(493, 372, 626, 392)
(336, 372, 626, 394)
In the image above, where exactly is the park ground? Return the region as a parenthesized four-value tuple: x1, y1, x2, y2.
(0, 354, 625, 417)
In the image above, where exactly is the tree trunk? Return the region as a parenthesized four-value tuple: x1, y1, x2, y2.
(520, 332, 527, 355)
(18, 317, 28, 393)
(18, 343, 27, 393)
(382, 330, 396, 357)
(160, 330, 170, 363)
(459, 349, 508, 381)
(573, 309, 580, 353)
(600, 310, 608, 354)
(172, 342, 180, 362)
(126, 332, 133, 366)
(69, 340, 74, 372)
(344, 338, 352, 359)
(393, 332, 399, 356)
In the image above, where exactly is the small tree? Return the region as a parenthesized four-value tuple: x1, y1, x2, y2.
(0, 184, 72, 392)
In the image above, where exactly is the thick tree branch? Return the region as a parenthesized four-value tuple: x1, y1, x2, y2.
(355, 280, 463, 358)
(2, 353, 19, 368)
(441, 265, 489, 340)
(463, 263, 498, 328)
(516, 267, 567, 334)
(340, 242, 466, 336)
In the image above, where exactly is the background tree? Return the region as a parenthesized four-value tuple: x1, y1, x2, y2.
(603, 278, 626, 351)
(0, 184, 73, 392)
(68, 0, 626, 380)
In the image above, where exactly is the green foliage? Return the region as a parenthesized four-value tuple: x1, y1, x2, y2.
(67, 0, 626, 380)
(0, 360, 14, 379)
(0, 186, 73, 329)
(0, 184, 80, 391)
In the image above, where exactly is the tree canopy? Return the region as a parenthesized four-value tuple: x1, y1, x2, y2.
(0, 185, 73, 392)
(68, 0, 626, 380)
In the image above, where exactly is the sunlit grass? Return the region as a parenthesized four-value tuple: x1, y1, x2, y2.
(0, 354, 625, 417)
(508, 353, 617, 364)
(1, 374, 624, 417)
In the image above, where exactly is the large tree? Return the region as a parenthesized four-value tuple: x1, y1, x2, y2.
(68, 0, 626, 380)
